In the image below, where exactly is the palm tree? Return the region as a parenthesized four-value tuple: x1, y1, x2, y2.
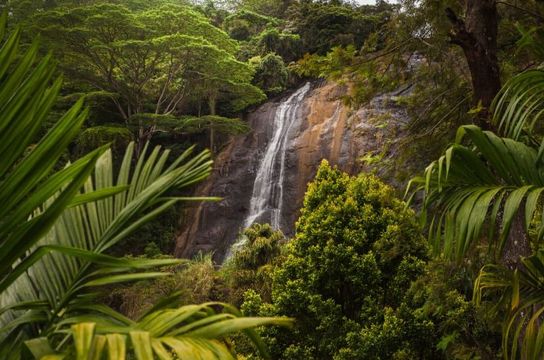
(0, 143, 211, 355)
(408, 67, 544, 359)
(1, 143, 290, 359)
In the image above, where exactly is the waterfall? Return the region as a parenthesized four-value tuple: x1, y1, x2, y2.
(244, 82, 311, 229)
(225, 83, 311, 258)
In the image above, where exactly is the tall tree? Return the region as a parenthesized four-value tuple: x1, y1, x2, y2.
(445, 0, 501, 127)
(31, 3, 263, 149)
(267, 162, 427, 359)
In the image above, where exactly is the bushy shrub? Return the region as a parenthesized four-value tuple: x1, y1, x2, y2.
(109, 223, 286, 320)
(337, 259, 502, 359)
(225, 18, 251, 40)
(251, 53, 289, 95)
(75, 124, 133, 156)
(261, 160, 428, 359)
(109, 254, 225, 319)
(222, 223, 287, 306)
(255, 28, 301, 61)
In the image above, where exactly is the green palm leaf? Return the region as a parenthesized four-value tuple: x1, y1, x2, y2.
(0, 14, 110, 288)
(25, 303, 292, 360)
(410, 49, 544, 358)
(474, 251, 544, 360)
(0, 143, 215, 354)
(492, 70, 544, 142)
(407, 125, 544, 261)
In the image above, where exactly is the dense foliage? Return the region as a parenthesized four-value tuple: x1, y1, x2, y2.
(251, 162, 429, 359)
(3, 0, 544, 358)
(223, 224, 287, 305)
(0, 15, 288, 360)
(30, 3, 264, 150)
(251, 53, 289, 95)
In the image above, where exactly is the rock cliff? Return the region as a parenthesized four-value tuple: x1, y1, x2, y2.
(175, 81, 414, 261)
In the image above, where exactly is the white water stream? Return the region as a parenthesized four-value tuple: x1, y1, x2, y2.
(226, 83, 311, 258)
(244, 82, 311, 229)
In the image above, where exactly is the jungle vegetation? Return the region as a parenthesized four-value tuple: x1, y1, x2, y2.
(1, 0, 544, 359)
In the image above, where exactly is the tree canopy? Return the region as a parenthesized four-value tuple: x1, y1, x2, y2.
(30, 2, 264, 148)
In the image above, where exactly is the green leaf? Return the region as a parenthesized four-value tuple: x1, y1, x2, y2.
(24, 338, 58, 360)
(72, 323, 96, 360)
(130, 332, 154, 360)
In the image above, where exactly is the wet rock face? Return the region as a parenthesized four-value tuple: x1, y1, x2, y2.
(174, 99, 281, 260)
(175, 81, 415, 262)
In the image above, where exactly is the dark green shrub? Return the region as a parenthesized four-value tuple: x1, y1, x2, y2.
(337, 258, 502, 359)
(75, 124, 133, 156)
(252, 53, 289, 95)
(226, 18, 251, 40)
(264, 160, 428, 359)
(255, 28, 301, 61)
(222, 223, 287, 306)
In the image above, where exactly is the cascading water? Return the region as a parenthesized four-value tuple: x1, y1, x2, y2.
(176, 80, 413, 262)
(225, 83, 311, 258)
(244, 82, 311, 229)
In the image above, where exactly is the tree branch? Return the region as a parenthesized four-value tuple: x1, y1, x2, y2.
(496, 1, 544, 21)
(445, 7, 477, 48)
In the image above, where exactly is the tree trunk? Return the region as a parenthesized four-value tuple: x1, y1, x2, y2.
(135, 125, 155, 159)
(210, 127, 215, 154)
(501, 208, 532, 270)
(208, 96, 217, 153)
(500, 208, 534, 352)
(446, 0, 501, 129)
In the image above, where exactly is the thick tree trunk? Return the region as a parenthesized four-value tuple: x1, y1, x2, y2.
(446, 0, 501, 129)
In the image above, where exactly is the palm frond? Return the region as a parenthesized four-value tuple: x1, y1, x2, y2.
(25, 303, 292, 360)
(474, 251, 544, 360)
(407, 125, 544, 261)
(0, 143, 215, 352)
(492, 69, 544, 142)
(0, 15, 108, 288)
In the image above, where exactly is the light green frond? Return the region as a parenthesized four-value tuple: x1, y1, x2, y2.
(475, 252, 544, 360)
(492, 70, 544, 141)
(26, 304, 292, 360)
(0, 20, 101, 288)
(0, 143, 213, 351)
